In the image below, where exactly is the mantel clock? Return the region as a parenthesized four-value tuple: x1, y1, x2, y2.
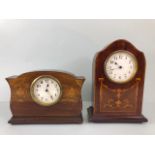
(88, 39, 148, 123)
(6, 70, 85, 124)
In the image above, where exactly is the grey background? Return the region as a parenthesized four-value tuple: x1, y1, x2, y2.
(0, 20, 154, 107)
(0, 19, 154, 102)
(0, 19, 155, 134)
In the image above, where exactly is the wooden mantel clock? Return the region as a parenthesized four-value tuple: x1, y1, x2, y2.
(6, 70, 85, 124)
(88, 39, 148, 123)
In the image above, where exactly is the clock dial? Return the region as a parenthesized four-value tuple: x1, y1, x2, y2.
(30, 76, 62, 106)
(104, 50, 138, 83)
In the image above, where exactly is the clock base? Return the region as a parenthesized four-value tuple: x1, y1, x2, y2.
(9, 114, 83, 124)
(88, 107, 148, 123)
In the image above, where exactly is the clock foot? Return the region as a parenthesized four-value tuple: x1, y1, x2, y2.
(8, 114, 83, 124)
(88, 107, 148, 123)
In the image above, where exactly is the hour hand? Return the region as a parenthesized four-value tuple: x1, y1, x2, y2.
(46, 84, 49, 88)
(111, 61, 118, 65)
(114, 62, 118, 65)
(107, 67, 119, 70)
(45, 89, 53, 98)
(45, 89, 51, 95)
(107, 65, 122, 70)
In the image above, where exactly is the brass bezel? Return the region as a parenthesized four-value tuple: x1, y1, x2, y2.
(104, 50, 138, 84)
(30, 75, 62, 106)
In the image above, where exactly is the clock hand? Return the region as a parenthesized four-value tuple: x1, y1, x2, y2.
(112, 61, 123, 68)
(119, 65, 123, 69)
(107, 66, 123, 70)
(114, 62, 118, 65)
(107, 67, 120, 70)
(45, 84, 50, 93)
(45, 89, 51, 95)
(111, 61, 119, 66)
(45, 89, 53, 98)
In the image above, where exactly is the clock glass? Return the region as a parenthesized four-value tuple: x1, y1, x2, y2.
(30, 76, 62, 106)
(104, 50, 138, 83)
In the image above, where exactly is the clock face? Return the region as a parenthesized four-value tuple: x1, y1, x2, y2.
(104, 50, 138, 83)
(30, 76, 62, 106)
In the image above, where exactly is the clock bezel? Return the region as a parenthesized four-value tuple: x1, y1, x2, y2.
(104, 50, 138, 84)
(30, 75, 63, 106)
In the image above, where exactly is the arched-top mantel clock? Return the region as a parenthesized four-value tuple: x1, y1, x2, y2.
(88, 39, 148, 123)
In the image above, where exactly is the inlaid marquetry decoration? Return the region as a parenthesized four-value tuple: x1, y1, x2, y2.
(88, 39, 148, 123)
(6, 70, 85, 124)
(99, 78, 140, 112)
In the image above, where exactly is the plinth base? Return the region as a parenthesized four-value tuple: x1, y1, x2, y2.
(88, 107, 148, 123)
(9, 114, 83, 124)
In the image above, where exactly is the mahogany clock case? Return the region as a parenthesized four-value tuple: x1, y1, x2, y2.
(6, 70, 85, 124)
(88, 39, 148, 123)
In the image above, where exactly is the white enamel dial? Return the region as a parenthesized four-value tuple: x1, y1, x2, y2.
(104, 50, 138, 83)
(30, 76, 62, 106)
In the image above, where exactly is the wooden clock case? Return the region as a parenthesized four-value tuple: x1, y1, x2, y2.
(6, 70, 85, 124)
(88, 39, 148, 123)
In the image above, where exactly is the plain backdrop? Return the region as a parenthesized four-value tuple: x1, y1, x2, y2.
(0, 19, 155, 134)
(0, 19, 155, 102)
